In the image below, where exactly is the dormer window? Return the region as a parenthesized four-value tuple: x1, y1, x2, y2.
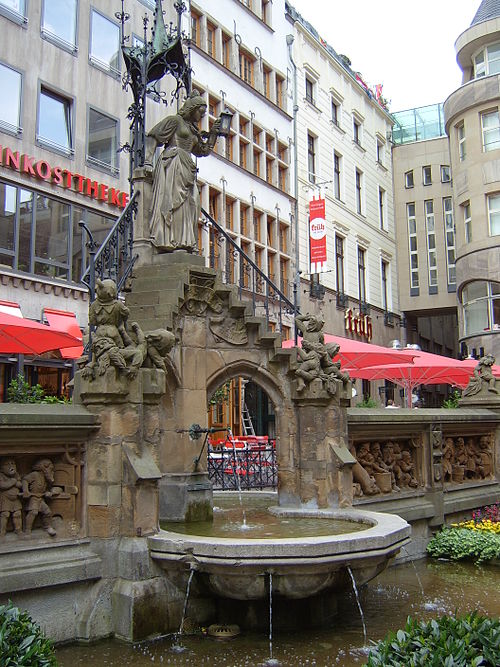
(474, 42, 500, 79)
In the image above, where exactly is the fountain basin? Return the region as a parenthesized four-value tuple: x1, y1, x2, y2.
(148, 507, 410, 600)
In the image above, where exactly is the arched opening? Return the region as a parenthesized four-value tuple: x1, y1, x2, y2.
(207, 375, 277, 491)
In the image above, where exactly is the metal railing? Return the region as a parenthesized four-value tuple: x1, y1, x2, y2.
(201, 207, 298, 332)
(80, 191, 138, 302)
(208, 444, 277, 490)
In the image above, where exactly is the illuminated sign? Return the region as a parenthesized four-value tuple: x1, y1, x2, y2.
(0, 145, 129, 209)
(309, 197, 327, 273)
(345, 308, 372, 341)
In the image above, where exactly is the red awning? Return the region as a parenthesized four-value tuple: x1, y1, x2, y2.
(0, 300, 23, 318)
(42, 308, 84, 359)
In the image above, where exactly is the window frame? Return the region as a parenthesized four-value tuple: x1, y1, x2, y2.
(333, 151, 341, 200)
(305, 76, 315, 105)
(422, 165, 432, 186)
(424, 199, 438, 287)
(405, 170, 414, 188)
(473, 42, 500, 79)
(357, 246, 367, 304)
(307, 132, 316, 183)
(407, 202, 419, 290)
(457, 122, 466, 162)
(89, 8, 121, 78)
(378, 186, 386, 230)
(335, 234, 345, 295)
(0, 0, 26, 25)
(36, 84, 74, 157)
(440, 165, 451, 183)
(355, 168, 363, 214)
(381, 259, 389, 312)
(0, 60, 23, 136)
(463, 201, 472, 243)
(443, 196, 456, 286)
(462, 280, 500, 335)
(481, 109, 500, 152)
(487, 193, 500, 236)
(41, 0, 78, 53)
(86, 105, 120, 175)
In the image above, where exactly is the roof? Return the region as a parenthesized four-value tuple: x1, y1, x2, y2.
(471, 0, 500, 26)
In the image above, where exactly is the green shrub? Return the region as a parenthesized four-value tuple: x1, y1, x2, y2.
(442, 390, 461, 409)
(365, 612, 500, 666)
(426, 526, 500, 563)
(7, 373, 69, 404)
(0, 602, 57, 666)
(355, 396, 378, 408)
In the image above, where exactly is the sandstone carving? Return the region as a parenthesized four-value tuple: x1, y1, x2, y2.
(463, 354, 499, 397)
(82, 279, 176, 383)
(352, 440, 420, 495)
(145, 90, 221, 253)
(0, 458, 23, 535)
(22, 458, 59, 537)
(442, 434, 493, 484)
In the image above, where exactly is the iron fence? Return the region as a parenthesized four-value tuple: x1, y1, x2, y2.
(208, 445, 277, 490)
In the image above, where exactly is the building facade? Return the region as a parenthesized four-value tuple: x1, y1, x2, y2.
(444, 0, 500, 359)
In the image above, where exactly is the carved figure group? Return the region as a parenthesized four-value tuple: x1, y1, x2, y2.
(442, 434, 493, 483)
(294, 313, 349, 395)
(145, 90, 222, 252)
(463, 354, 499, 397)
(352, 440, 418, 496)
(0, 457, 60, 537)
(82, 279, 176, 381)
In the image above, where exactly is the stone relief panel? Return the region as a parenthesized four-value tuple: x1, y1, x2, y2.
(0, 447, 83, 540)
(351, 439, 422, 497)
(442, 433, 494, 484)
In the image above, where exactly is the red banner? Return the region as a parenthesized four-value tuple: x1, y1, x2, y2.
(309, 198, 327, 274)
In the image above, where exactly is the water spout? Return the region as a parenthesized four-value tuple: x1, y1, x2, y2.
(227, 428, 247, 527)
(347, 566, 367, 645)
(402, 545, 425, 599)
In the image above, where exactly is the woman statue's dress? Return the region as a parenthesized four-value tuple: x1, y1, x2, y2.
(147, 114, 215, 252)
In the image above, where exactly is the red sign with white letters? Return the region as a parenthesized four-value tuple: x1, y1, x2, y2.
(309, 197, 327, 274)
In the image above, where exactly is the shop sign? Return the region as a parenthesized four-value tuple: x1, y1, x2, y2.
(309, 197, 327, 274)
(345, 308, 373, 341)
(0, 145, 129, 209)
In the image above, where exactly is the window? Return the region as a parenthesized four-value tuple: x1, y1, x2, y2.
(276, 75, 284, 109)
(425, 200, 437, 287)
(443, 197, 456, 285)
(333, 152, 341, 200)
(225, 197, 234, 231)
(239, 51, 254, 86)
(488, 193, 500, 235)
(481, 110, 500, 151)
(278, 166, 287, 192)
(441, 165, 451, 183)
(0, 179, 114, 282)
(239, 140, 248, 169)
(422, 165, 432, 185)
(87, 108, 118, 173)
(41, 0, 77, 50)
(222, 33, 231, 69)
(462, 281, 500, 334)
(335, 235, 344, 294)
(353, 117, 362, 146)
(376, 139, 384, 165)
(357, 247, 366, 304)
(263, 66, 271, 100)
(307, 133, 316, 183)
(279, 223, 288, 253)
(207, 22, 216, 58)
(407, 203, 419, 289)
(190, 11, 200, 47)
(473, 42, 500, 79)
(463, 201, 472, 243)
(305, 76, 314, 105)
(0, 0, 25, 22)
(405, 170, 414, 188)
(381, 260, 389, 312)
(378, 187, 386, 230)
(240, 204, 249, 236)
(0, 62, 22, 134)
(331, 98, 340, 127)
(457, 123, 466, 161)
(37, 87, 73, 155)
(90, 10, 120, 75)
(355, 169, 363, 214)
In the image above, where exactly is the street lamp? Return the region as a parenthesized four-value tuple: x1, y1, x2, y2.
(216, 108, 234, 137)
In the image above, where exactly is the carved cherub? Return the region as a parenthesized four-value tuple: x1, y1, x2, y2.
(295, 339, 323, 392)
(22, 458, 59, 537)
(398, 450, 419, 489)
(463, 354, 499, 397)
(144, 329, 176, 372)
(89, 279, 133, 349)
(0, 458, 22, 536)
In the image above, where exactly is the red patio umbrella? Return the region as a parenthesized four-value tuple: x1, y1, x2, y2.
(0, 311, 83, 356)
(349, 349, 500, 407)
(282, 334, 416, 371)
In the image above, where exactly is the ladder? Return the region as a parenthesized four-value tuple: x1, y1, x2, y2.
(241, 403, 256, 436)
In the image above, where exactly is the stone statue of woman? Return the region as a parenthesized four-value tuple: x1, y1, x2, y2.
(144, 91, 221, 252)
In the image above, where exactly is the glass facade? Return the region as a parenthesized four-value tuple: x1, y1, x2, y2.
(0, 179, 114, 283)
(392, 104, 445, 145)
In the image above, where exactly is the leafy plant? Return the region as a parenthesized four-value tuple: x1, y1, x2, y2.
(442, 390, 461, 409)
(365, 612, 500, 666)
(0, 601, 57, 666)
(426, 526, 500, 563)
(209, 381, 232, 406)
(355, 396, 378, 408)
(6, 374, 68, 404)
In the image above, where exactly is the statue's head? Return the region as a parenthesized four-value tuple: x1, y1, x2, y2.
(0, 458, 18, 477)
(179, 90, 207, 120)
(96, 279, 117, 303)
(33, 458, 54, 483)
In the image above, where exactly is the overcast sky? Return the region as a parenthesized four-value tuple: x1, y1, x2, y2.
(289, 0, 479, 112)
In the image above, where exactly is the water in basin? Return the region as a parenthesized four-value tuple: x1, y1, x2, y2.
(161, 494, 369, 539)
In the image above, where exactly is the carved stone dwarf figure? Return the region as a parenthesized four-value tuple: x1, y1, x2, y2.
(0, 458, 23, 536)
(22, 458, 59, 537)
